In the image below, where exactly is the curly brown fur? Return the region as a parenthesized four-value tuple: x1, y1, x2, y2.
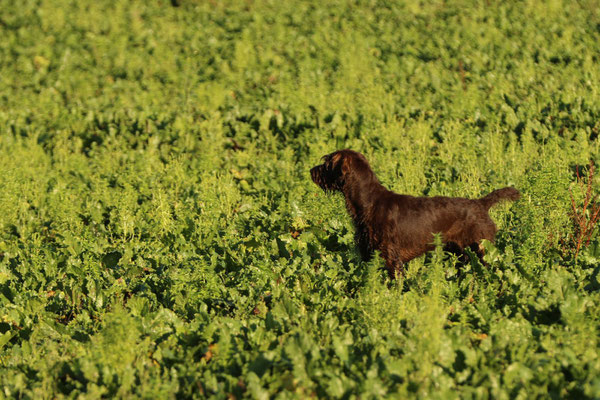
(310, 149, 520, 278)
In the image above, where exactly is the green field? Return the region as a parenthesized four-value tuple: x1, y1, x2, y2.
(1, 0, 600, 398)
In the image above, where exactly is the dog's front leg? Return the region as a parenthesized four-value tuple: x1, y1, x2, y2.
(385, 259, 405, 280)
(355, 226, 372, 261)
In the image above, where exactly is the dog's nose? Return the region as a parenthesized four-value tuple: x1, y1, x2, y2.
(310, 166, 319, 183)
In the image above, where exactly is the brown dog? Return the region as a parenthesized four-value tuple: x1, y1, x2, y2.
(310, 149, 520, 278)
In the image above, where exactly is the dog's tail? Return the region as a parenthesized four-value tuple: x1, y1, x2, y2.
(479, 187, 520, 210)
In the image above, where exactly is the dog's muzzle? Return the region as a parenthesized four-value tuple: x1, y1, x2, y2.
(311, 164, 340, 192)
(310, 166, 321, 186)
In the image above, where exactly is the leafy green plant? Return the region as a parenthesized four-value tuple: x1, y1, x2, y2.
(563, 163, 600, 260)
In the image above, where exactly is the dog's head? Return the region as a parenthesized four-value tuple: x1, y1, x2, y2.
(310, 149, 370, 192)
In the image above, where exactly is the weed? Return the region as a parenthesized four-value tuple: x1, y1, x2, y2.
(563, 163, 600, 260)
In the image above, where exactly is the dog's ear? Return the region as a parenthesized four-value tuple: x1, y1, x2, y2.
(330, 152, 343, 166)
(341, 156, 351, 176)
(330, 152, 351, 176)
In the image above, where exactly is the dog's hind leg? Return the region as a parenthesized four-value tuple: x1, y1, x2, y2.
(383, 252, 405, 279)
(470, 242, 488, 266)
(444, 241, 469, 266)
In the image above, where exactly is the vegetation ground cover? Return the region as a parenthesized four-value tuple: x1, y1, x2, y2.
(1, 0, 600, 398)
